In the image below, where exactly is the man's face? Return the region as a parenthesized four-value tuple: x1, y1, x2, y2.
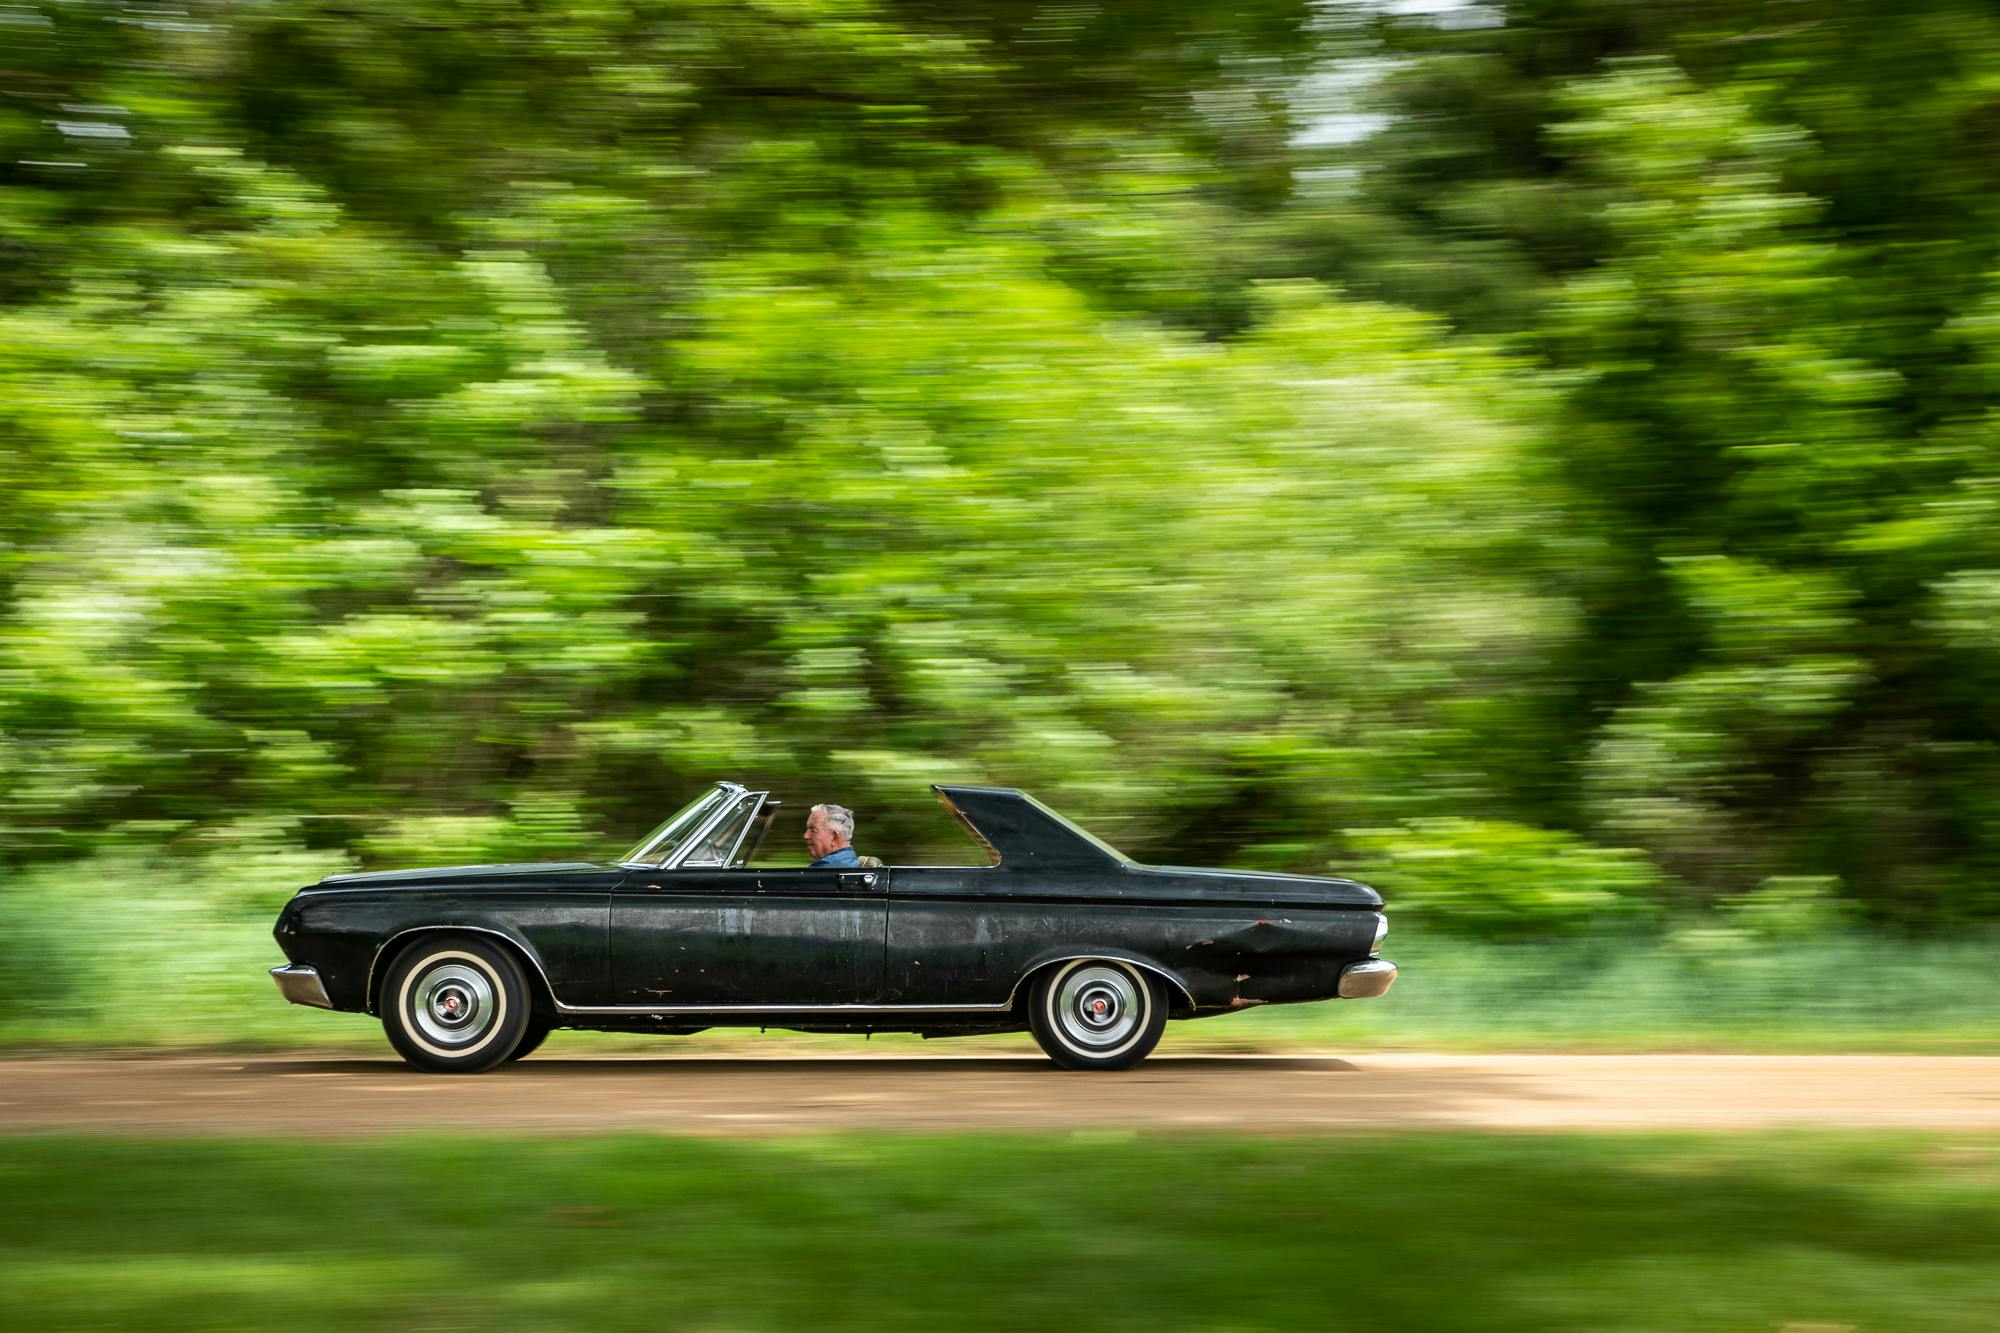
(804, 811, 843, 860)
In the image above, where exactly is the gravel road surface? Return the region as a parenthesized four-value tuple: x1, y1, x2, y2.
(3, 1052, 1998, 1135)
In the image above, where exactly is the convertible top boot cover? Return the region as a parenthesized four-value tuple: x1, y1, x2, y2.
(931, 786, 1128, 871)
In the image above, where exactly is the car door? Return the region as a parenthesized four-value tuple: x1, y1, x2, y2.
(608, 792, 888, 1006)
(611, 867, 888, 1006)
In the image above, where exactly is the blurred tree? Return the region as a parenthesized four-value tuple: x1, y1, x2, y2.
(9, 0, 1574, 872)
(11, 0, 2000, 929)
(1280, 2, 2000, 915)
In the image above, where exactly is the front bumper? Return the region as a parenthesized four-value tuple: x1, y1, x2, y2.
(270, 964, 333, 1009)
(1337, 958, 1398, 999)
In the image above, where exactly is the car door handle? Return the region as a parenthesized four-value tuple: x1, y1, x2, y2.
(841, 872, 877, 889)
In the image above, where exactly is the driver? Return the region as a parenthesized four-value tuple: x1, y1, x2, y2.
(804, 803, 861, 868)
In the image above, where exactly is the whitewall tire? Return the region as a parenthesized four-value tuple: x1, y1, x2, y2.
(1027, 959, 1167, 1071)
(381, 934, 532, 1074)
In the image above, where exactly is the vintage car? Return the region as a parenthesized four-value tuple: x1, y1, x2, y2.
(269, 782, 1396, 1072)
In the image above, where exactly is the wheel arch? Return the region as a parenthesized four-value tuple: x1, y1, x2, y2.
(367, 924, 558, 1019)
(1007, 951, 1196, 1015)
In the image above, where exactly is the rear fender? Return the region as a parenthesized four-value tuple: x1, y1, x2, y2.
(1009, 950, 1197, 1014)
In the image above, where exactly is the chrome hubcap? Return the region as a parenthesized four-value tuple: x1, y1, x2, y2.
(412, 962, 496, 1046)
(1055, 964, 1142, 1050)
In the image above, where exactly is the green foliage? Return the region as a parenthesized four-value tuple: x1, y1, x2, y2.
(0, 53, 1580, 869)
(9, 0, 2000, 964)
(1719, 876, 1853, 938)
(1346, 819, 1664, 936)
(0, 838, 353, 1046)
(1226, 922, 2000, 1053)
(1284, 4, 2000, 919)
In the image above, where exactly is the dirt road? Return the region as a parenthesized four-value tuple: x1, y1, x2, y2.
(3, 1051, 1998, 1135)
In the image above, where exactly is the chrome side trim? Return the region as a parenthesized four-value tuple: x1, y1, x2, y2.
(270, 964, 333, 1009)
(559, 955, 1193, 1015)
(366, 924, 563, 1015)
(552, 1000, 1014, 1015)
(365, 932, 1200, 1020)
(1338, 958, 1398, 999)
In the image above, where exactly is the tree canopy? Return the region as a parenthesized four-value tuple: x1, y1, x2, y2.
(7, 1, 2000, 925)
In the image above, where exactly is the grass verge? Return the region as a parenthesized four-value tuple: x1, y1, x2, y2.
(4, 1132, 2000, 1330)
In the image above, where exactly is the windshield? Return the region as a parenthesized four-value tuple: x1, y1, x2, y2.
(621, 786, 734, 865)
(678, 793, 761, 866)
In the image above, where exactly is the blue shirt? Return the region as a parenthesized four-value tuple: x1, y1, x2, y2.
(809, 846, 860, 869)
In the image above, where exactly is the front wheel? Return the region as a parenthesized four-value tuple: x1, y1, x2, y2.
(1027, 959, 1167, 1071)
(381, 934, 532, 1074)
(506, 1019, 553, 1062)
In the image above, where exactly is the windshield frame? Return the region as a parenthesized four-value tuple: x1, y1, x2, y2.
(675, 789, 769, 868)
(619, 783, 744, 867)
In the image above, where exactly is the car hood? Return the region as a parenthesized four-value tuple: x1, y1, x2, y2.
(311, 862, 620, 891)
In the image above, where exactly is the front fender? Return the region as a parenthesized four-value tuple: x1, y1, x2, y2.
(364, 921, 561, 1015)
(277, 885, 605, 1013)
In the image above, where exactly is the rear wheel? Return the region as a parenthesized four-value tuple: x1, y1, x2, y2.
(1027, 959, 1167, 1071)
(381, 935, 531, 1074)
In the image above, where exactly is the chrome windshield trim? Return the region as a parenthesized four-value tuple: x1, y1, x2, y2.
(670, 789, 769, 870)
(626, 782, 745, 867)
(720, 791, 768, 866)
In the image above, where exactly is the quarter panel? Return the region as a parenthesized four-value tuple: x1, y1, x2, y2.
(885, 868, 1380, 1009)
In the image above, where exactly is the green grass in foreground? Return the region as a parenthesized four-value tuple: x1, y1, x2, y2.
(4, 1133, 2000, 1330)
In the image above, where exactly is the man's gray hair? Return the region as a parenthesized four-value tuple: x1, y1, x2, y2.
(811, 802, 855, 841)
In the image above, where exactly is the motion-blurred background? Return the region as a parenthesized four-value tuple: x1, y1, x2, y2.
(8, 0, 2000, 1049)
(11, 4, 2000, 1330)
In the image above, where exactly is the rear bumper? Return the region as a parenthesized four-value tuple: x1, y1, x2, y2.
(1337, 958, 1398, 999)
(270, 964, 333, 1009)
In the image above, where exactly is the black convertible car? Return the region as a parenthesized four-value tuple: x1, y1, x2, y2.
(270, 782, 1396, 1072)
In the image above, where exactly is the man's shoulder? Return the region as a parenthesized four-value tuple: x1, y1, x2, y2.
(810, 847, 861, 868)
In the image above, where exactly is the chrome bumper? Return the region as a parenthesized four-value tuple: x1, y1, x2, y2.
(270, 964, 333, 1009)
(1338, 958, 1398, 1000)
